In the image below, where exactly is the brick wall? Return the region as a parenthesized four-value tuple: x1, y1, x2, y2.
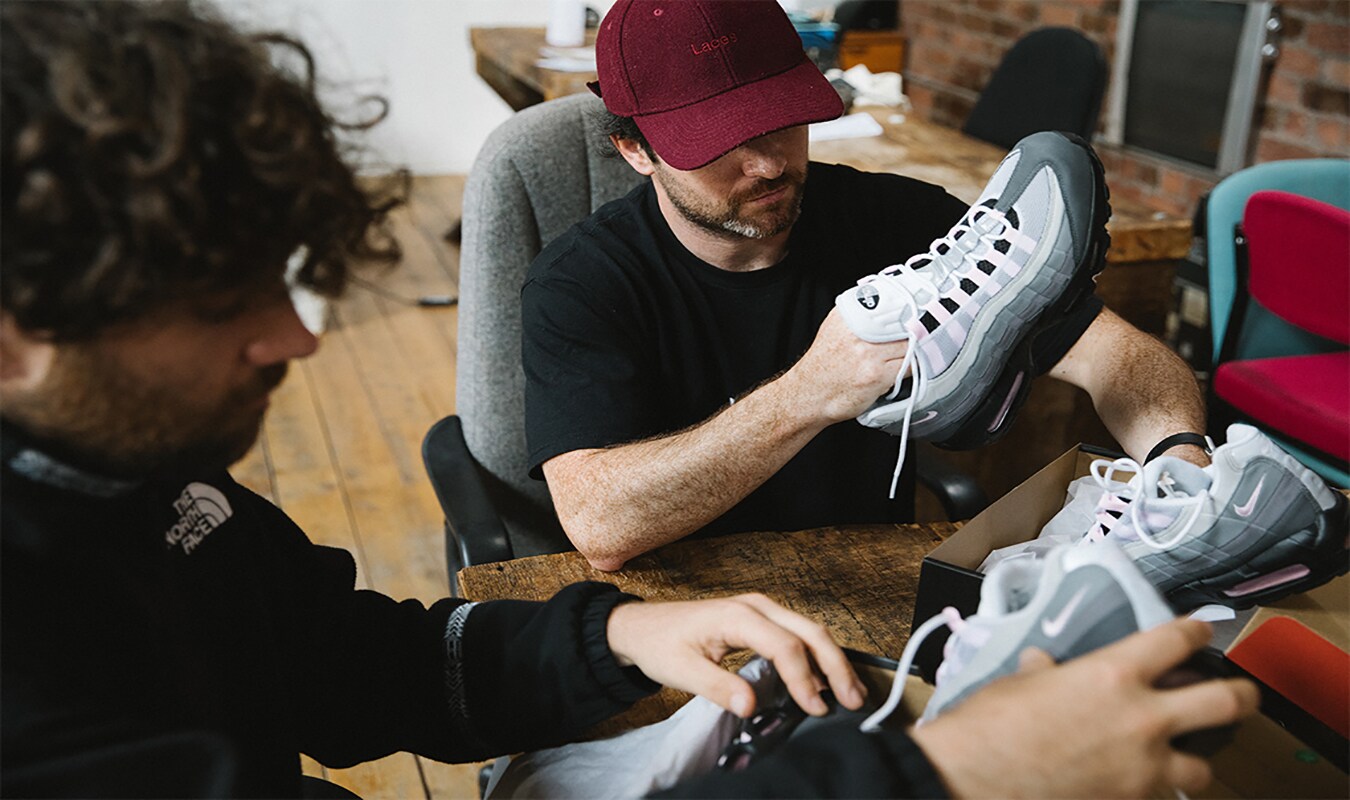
(900, 0, 1349, 217)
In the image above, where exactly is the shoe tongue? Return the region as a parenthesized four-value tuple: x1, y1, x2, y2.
(977, 556, 1043, 616)
(1141, 456, 1211, 499)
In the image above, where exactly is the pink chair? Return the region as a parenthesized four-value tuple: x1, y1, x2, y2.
(1212, 190, 1350, 471)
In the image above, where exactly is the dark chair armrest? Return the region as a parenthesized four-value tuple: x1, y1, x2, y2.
(422, 415, 513, 567)
(915, 444, 989, 521)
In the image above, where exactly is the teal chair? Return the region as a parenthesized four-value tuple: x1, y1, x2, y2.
(1205, 159, 1350, 486)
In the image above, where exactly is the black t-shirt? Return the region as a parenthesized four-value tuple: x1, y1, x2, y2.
(523, 162, 1100, 537)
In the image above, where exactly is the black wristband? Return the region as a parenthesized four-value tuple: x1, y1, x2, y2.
(1145, 433, 1212, 464)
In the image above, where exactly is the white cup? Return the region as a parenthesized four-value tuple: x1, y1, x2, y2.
(546, 0, 586, 48)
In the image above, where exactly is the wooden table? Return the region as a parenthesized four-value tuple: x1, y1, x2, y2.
(469, 27, 598, 111)
(459, 522, 955, 734)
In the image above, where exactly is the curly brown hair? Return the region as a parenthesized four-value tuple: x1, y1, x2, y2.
(1, 0, 405, 341)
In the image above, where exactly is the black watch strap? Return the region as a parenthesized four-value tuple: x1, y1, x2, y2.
(1145, 432, 1213, 464)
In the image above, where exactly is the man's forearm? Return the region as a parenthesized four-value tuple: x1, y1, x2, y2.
(1050, 309, 1208, 465)
(544, 370, 830, 570)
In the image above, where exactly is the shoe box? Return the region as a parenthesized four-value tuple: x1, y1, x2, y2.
(911, 443, 1349, 798)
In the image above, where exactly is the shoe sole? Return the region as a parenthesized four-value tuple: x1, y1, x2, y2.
(1163, 490, 1350, 611)
(932, 132, 1112, 451)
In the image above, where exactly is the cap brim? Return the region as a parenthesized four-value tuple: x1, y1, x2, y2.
(633, 59, 844, 171)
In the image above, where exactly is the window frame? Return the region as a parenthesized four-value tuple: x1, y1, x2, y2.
(1103, 0, 1280, 175)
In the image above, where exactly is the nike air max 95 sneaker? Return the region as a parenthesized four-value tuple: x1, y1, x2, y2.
(1078, 424, 1350, 611)
(860, 541, 1173, 731)
(835, 131, 1111, 496)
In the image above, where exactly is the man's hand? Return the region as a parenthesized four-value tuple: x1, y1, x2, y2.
(606, 593, 868, 718)
(784, 308, 910, 424)
(910, 618, 1260, 799)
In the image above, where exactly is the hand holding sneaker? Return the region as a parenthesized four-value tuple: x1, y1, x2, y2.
(783, 308, 915, 424)
(835, 131, 1112, 496)
(909, 618, 1260, 799)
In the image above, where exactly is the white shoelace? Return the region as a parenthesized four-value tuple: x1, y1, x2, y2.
(1087, 457, 1211, 551)
(853, 206, 1021, 499)
(855, 270, 927, 499)
(859, 606, 980, 731)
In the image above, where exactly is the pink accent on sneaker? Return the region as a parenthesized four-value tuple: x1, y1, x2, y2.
(1101, 495, 1129, 513)
(1223, 564, 1312, 597)
(987, 370, 1025, 432)
(982, 249, 1011, 271)
(925, 300, 953, 325)
(962, 266, 992, 289)
(1005, 227, 1037, 252)
(926, 349, 950, 376)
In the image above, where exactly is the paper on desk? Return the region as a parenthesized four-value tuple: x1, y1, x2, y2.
(535, 46, 596, 72)
(809, 112, 884, 142)
(539, 45, 594, 59)
(535, 56, 597, 72)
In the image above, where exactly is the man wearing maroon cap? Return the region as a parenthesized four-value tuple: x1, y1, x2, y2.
(522, 0, 1209, 571)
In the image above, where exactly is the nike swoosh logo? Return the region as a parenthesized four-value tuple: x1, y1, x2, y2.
(914, 411, 938, 424)
(1234, 476, 1265, 518)
(1040, 587, 1089, 638)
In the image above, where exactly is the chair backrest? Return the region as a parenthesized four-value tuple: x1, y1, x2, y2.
(1243, 190, 1350, 345)
(457, 93, 645, 556)
(1205, 159, 1350, 363)
(961, 27, 1107, 150)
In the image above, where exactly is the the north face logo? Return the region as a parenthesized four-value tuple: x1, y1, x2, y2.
(164, 482, 233, 554)
(856, 285, 880, 310)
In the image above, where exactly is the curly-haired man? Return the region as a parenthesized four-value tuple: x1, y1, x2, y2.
(0, 3, 884, 795)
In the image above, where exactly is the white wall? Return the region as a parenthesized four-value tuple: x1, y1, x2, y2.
(220, 0, 575, 175)
(218, 0, 830, 174)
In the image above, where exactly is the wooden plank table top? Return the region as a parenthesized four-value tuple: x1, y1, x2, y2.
(459, 522, 956, 733)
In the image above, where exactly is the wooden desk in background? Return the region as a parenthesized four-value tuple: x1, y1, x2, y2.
(470, 27, 598, 111)
(459, 523, 954, 734)
(468, 25, 1194, 499)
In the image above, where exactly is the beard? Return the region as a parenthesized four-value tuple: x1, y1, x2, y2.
(6, 345, 286, 478)
(659, 164, 807, 241)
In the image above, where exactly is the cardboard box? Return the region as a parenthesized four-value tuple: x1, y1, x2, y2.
(912, 444, 1120, 680)
(910, 444, 1350, 796)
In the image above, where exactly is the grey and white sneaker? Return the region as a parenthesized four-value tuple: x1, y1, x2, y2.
(835, 131, 1110, 496)
(1079, 424, 1350, 611)
(860, 541, 1173, 731)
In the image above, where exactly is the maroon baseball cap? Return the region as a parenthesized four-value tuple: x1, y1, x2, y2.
(588, 0, 844, 170)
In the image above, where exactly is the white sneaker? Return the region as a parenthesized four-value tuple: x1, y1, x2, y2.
(861, 541, 1172, 731)
(836, 131, 1111, 496)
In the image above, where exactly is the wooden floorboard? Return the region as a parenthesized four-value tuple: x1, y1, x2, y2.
(233, 175, 480, 799)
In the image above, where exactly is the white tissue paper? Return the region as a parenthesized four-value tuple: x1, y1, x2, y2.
(825, 64, 910, 109)
(978, 474, 1107, 573)
(485, 658, 779, 800)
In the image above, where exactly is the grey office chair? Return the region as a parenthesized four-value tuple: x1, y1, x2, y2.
(424, 93, 986, 593)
